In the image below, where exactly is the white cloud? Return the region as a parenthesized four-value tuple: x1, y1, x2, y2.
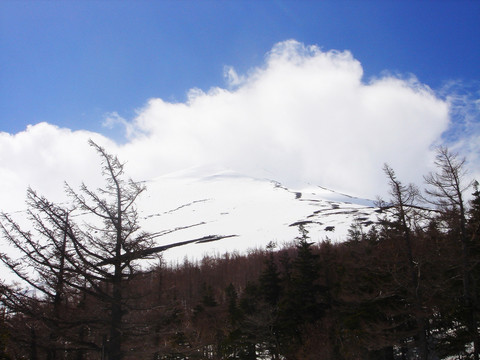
(223, 66, 246, 87)
(2, 40, 476, 214)
(439, 80, 480, 188)
(120, 40, 451, 197)
(0, 123, 115, 211)
(102, 112, 139, 140)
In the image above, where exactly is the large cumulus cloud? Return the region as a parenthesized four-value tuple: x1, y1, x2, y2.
(1, 40, 473, 213)
(120, 40, 450, 195)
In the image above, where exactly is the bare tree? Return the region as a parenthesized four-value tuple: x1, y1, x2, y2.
(380, 164, 429, 360)
(59, 140, 152, 360)
(0, 189, 86, 359)
(424, 146, 478, 360)
(67, 141, 236, 359)
(1, 140, 236, 360)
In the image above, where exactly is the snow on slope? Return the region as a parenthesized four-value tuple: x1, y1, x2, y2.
(136, 169, 379, 264)
(0, 168, 381, 284)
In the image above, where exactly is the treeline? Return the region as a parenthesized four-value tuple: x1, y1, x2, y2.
(0, 145, 479, 360)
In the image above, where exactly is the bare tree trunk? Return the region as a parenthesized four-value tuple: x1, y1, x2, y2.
(424, 147, 478, 359)
(108, 276, 123, 360)
(30, 326, 38, 360)
(1, 140, 235, 360)
(47, 212, 70, 360)
(383, 164, 428, 359)
(108, 164, 125, 360)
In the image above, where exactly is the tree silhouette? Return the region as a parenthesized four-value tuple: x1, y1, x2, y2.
(424, 146, 478, 360)
(1, 140, 235, 360)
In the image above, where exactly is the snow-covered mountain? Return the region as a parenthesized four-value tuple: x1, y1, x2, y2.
(0, 167, 382, 284)
(136, 168, 380, 264)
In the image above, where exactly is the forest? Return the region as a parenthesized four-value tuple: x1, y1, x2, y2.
(0, 142, 479, 360)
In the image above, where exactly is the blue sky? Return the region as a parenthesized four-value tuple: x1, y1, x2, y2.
(0, 1, 479, 210)
(1, 1, 479, 135)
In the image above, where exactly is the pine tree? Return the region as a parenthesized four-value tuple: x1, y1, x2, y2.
(277, 225, 323, 355)
(224, 283, 258, 360)
(468, 180, 480, 241)
(259, 243, 281, 307)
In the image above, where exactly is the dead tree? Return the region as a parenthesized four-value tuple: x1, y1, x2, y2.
(64, 140, 239, 360)
(380, 164, 429, 360)
(0, 189, 83, 359)
(424, 146, 478, 360)
(1, 140, 236, 360)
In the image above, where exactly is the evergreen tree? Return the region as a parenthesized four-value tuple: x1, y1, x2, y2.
(226, 283, 241, 326)
(259, 243, 281, 307)
(347, 220, 366, 243)
(278, 225, 323, 355)
(468, 180, 480, 240)
(224, 283, 257, 360)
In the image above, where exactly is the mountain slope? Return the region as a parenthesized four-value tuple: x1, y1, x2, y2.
(137, 169, 379, 263)
(0, 169, 381, 284)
